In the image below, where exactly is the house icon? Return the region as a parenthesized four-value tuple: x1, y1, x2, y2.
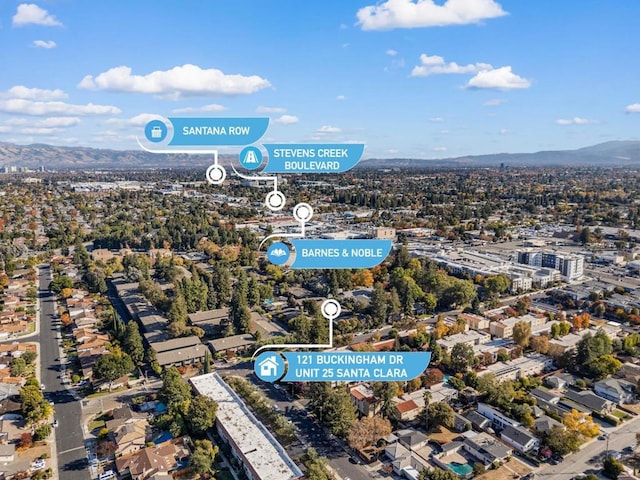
(258, 356, 280, 378)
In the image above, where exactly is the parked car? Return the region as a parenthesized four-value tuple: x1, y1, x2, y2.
(32, 459, 46, 470)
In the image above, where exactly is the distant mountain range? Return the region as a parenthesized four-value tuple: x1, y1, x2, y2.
(361, 141, 640, 168)
(0, 140, 639, 170)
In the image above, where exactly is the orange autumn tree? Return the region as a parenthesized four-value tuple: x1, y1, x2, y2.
(572, 312, 591, 331)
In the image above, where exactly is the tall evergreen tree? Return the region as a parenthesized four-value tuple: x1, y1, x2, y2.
(124, 321, 144, 365)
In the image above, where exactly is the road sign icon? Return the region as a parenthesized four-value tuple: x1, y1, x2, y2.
(239, 146, 263, 170)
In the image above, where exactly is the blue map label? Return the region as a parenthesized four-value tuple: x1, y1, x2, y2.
(262, 144, 364, 173)
(284, 239, 392, 269)
(281, 352, 431, 382)
(144, 117, 269, 146)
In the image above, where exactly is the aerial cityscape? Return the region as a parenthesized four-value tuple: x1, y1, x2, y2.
(1, 2, 640, 480)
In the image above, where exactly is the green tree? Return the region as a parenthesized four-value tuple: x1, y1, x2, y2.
(159, 366, 191, 414)
(484, 275, 510, 296)
(324, 386, 357, 438)
(84, 269, 107, 294)
(590, 354, 622, 380)
(20, 385, 52, 425)
(441, 279, 477, 308)
(123, 321, 144, 365)
(93, 353, 134, 390)
(449, 342, 475, 374)
(602, 456, 624, 479)
(428, 402, 455, 430)
(203, 350, 211, 374)
(187, 395, 218, 435)
(168, 292, 188, 325)
(10, 357, 27, 376)
(22, 351, 37, 365)
(577, 329, 615, 377)
(513, 320, 532, 348)
(514, 296, 531, 315)
(543, 426, 582, 456)
(374, 382, 399, 419)
(189, 439, 218, 476)
(370, 282, 388, 326)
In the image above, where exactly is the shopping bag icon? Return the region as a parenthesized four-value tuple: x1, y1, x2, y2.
(151, 126, 163, 138)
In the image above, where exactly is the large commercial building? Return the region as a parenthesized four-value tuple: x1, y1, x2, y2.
(190, 373, 303, 480)
(517, 249, 584, 282)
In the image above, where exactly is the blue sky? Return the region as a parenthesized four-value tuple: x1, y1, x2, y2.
(1, 0, 639, 159)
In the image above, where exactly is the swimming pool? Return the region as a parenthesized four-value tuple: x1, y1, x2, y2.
(448, 461, 474, 476)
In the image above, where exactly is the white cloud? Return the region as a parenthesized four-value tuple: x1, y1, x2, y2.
(317, 125, 342, 134)
(555, 117, 594, 125)
(172, 104, 227, 113)
(125, 113, 165, 127)
(33, 40, 56, 49)
(273, 115, 299, 125)
(13, 4, 62, 26)
(256, 106, 286, 114)
(411, 54, 492, 77)
(78, 64, 271, 98)
(0, 99, 121, 116)
(466, 66, 531, 90)
(387, 149, 399, 154)
(4, 86, 67, 100)
(428, 117, 444, 123)
(499, 128, 508, 134)
(357, 0, 507, 31)
(0, 127, 12, 133)
(625, 104, 640, 113)
(336, 95, 347, 101)
(3, 118, 29, 126)
(34, 117, 80, 127)
(105, 113, 165, 128)
(484, 98, 507, 106)
(433, 146, 447, 152)
(386, 49, 398, 56)
(20, 127, 61, 135)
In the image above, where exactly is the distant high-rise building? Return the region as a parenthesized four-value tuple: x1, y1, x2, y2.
(517, 249, 583, 282)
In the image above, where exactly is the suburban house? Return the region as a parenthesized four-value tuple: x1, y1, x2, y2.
(477, 403, 520, 430)
(115, 438, 190, 479)
(392, 399, 421, 423)
(463, 432, 513, 467)
(534, 415, 563, 435)
(464, 410, 491, 431)
(112, 420, 150, 457)
(384, 441, 430, 476)
(563, 390, 615, 414)
(593, 378, 636, 404)
(500, 425, 540, 454)
(350, 384, 380, 417)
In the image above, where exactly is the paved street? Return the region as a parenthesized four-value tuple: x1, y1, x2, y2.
(38, 265, 90, 480)
(536, 414, 640, 479)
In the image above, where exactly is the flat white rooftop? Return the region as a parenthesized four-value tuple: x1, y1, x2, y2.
(190, 373, 302, 480)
